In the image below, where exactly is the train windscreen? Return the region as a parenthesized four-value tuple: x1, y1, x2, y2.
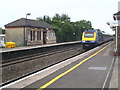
(84, 32, 94, 37)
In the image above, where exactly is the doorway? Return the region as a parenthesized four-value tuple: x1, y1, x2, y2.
(43, 31, 47, 44)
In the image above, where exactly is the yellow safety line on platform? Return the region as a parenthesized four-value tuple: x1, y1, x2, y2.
(37, 41, 114, 90)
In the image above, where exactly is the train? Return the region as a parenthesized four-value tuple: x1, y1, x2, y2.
(81, 29, 113, 49)
(0, 34, 6, 48)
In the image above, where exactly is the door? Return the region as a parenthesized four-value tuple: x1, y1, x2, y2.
(43, 31, 47, 44)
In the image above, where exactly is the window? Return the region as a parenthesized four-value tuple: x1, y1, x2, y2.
(33, 31, 35, 41)
(37, 31, 41, 40)
(30, 31, 32, 41)
(84, 32, 94, 37)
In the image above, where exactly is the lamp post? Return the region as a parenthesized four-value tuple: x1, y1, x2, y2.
(25, 13, 31, 46)
(114, 15, 118, 53)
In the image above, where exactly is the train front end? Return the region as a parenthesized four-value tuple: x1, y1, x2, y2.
(82, 30, 97, 48)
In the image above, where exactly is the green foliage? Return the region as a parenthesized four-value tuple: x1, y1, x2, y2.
(37, 14, 93, 43)
(52, 14, 70, 22)
(0, 28, 5, 34)
(61, 22, 74, 42)
(37, 15, 52, 24)
(53, 24, 63, 42)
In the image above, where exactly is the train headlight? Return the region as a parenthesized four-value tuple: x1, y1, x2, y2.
(82, 41, 86, 43)
(90, 41, 96, 43)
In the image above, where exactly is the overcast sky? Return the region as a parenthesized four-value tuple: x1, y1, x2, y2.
(0, 0, 119, 34)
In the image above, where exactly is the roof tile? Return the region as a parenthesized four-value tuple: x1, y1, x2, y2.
(5, 18, 56, 29)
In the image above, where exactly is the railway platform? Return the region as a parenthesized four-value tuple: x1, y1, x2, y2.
(1, 41, 82, 62)
(1, 41, 81, 53)
(1, 41, 119, 90)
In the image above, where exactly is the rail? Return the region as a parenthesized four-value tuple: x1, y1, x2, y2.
(1, 41, 84, 85)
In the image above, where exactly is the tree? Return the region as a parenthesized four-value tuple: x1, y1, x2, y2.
(37, 15, 52, 24)
(36, 14, 93, 43)
(53, 25, 63, 43)
(61, 22, 74, 42)
(52, 14, 61, 21)
(71, 20, 92, 40)
(61, 14, 70, 22)
(0, 28, 5, 34)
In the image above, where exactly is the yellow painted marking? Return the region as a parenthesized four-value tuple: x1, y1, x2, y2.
(37, 41, 114, 90)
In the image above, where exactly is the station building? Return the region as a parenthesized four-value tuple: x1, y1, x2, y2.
(5, 18, 56, 46)
(113, 2, 120, 55)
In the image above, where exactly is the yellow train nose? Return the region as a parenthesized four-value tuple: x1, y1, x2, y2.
(82, 32, 96, 41)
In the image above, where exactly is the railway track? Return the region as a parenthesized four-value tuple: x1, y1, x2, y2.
(1, 43, 85, 86)
(1, 45, 84, 67)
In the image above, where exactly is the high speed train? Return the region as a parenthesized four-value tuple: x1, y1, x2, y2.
(81, 29, 113, 49)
